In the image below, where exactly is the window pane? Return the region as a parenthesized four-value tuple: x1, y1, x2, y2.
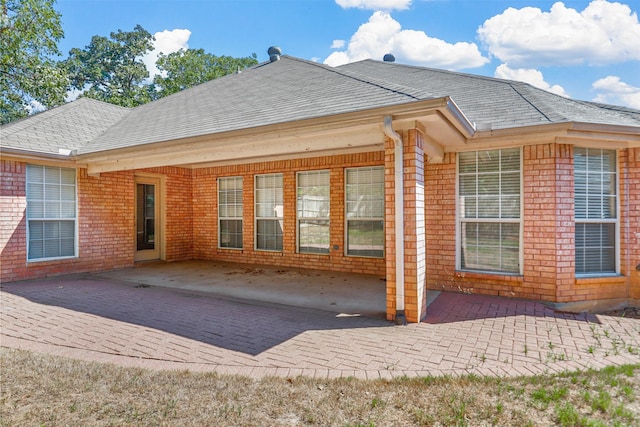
(575, 223, 616, 274)
(256, 219, 283, 251)
(460, 221, 519, 273)
(347, 220, 384, 257)
(255, 174, 283, 219)
(220, 219, 243, 249)
(297, 171, 330, 219)
(299, 219, 330, 254)
(345, 167, 384, 219)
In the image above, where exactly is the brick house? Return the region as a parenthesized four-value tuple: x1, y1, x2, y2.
(2, 52, 639, 323)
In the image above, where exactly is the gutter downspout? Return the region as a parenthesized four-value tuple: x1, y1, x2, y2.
(383, 116, 405, 325)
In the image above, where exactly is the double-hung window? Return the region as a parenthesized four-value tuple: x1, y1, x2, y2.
(297, 170, 330, 254)
(345, 166, 384, 258)
(458, 148, 521, 274)
(218, 176, 243, 249)
(255, 173, 283, 251)
(26, 165, 77, 261)
(574, 148, 617, 275)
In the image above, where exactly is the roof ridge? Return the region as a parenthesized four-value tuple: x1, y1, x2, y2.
(285, 56, 431, 101)
(346, 58, 522, 85)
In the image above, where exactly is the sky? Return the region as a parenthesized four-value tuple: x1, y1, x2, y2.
(55, 0, 640, 108)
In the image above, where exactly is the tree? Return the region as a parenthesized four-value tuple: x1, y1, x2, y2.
(64, 24, 154, 107)
(0, 0, 68, 124)
(153, 49, 257, 98)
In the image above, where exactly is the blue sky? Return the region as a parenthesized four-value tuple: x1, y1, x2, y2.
(55, 0, 640, 108)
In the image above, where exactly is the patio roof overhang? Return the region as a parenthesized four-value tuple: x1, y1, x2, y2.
(75, 97, 475, 175)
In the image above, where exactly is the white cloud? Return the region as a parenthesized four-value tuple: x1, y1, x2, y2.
(335, 0, 411, 10)
(478, 0, 640, 67)
(495, 64, 569, 97)
(592, 76, 640, 108)
(331, 39, 346, 49)
(324, 11, 488, 69)
(141, 29, 191, 81)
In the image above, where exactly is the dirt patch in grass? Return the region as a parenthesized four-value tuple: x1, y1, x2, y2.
(601, 307, 640, 319)
(1, 347, 638, 426)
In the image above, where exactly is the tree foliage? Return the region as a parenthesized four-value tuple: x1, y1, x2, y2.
(64, 24, 154, 107)
(0, 0, 68, 124)
(153, 49, 257, 98)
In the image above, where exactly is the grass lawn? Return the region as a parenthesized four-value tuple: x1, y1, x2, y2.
(1, 347, 638, 426)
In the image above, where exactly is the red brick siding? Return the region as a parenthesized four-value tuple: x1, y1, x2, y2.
(626, 148, 640, 300)
(425, 144, 637, 304)
(143, 167, 194, 261)
(191, 152, 386, 276)
(1, 161, 135, 282)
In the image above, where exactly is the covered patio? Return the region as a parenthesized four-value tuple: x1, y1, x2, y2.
(96, 260, 396, 319)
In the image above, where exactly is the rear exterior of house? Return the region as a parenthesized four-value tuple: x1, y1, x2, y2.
(2, 54, 639, 323)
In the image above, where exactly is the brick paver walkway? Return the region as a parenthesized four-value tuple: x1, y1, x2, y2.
(2, 276, 639, 379)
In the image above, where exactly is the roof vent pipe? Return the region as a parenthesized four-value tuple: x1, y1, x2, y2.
(268, 46, 282, 62)
(383, 53, 395, 62)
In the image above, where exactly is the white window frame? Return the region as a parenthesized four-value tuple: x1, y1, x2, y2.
(297, 170, 330, 254)
(574, 147, 619, 276)
(456, 148, 523, 275)
(217, 176, 243, 249)
(254, 173, 284, 252)
(26, 164, 78, 261)
(345, 166, 385, 258)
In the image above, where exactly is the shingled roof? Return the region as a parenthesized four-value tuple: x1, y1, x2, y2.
(79, 56, 435, 154)
(338, 59, 640, 130)
(2, 54, 639, 159)
(1, 98, 130, 156)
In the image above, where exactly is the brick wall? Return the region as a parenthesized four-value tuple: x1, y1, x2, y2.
(424, 144, 637, 305)
(626, 148, 640, 300)
(144, 167, 194, 262)
(192, 152, 386, 276)
(1, 161, 135, 282)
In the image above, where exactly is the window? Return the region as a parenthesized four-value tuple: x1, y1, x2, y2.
(458, 148, 521, 274)
(297, 170, 330, 254)
(26, 165, 77, 260)
(574, 148, 617, 275)
(255, 173, 283, 251)
(218, 177, 243, 249)
(345, 166, 384, 258)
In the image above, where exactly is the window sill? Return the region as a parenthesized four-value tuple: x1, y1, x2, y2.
(27, 255, 77, 264)
(575, 275, 625, 285)
(455, 270, 524, 283)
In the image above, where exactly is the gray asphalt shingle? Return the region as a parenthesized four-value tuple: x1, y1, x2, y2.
(338, 60, 640, 130)
(1, 98, 130, 155)
(2, 55, 638, 158)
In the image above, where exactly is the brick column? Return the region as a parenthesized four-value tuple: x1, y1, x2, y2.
(385, 128, 427, 323)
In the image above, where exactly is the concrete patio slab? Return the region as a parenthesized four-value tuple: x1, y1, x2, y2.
(96, 260, 388, 319)
(1, 269, 639, 379)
